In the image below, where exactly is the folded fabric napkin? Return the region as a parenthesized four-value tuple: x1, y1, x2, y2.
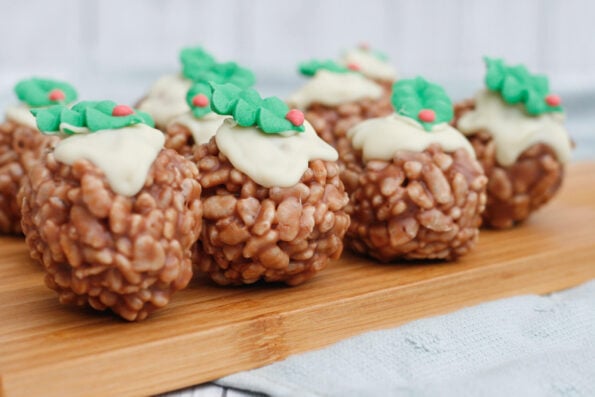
(214, 280, 595, 397)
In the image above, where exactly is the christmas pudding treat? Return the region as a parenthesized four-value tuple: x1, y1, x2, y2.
(288, 60, 393, 168)
(137, 46, 255, 131)
(164, 64, 254, 157)
(453, 58, 573, 228)
(19, 101, 203, 321)
(339, 44, 398, 88)
(344, 77, 487, 262)
(193, 83, 350, 286)
(0, 77, 77, 234)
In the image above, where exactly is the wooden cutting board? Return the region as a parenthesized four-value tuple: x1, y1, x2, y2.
(1, 162, 594, 397)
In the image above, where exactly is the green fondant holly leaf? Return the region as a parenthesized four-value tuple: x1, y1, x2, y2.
(186, 82, 213, 118)
(15, 78, 78, 107)
(31, 100, 154, 135)
(299, 59, 351, 76)
(484, 57, 562, 115)
(211, 83, 243, 114)
(209, 83, 304, 134)
(180, 47, 217, 80)
(30, 106, 63, 134)
(185, 58, 256, 121)
(180, 46, 256, 91)
(391, 77, 453, 132)
(207, 62, 256, 88)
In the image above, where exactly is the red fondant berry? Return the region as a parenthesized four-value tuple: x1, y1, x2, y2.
(285, 109, 305, 126)
(112, 105, 134, 117)
(192, 94, 209, 108)
(545, 94, 561, 107)
(48, 89, 66, 102)
(418, 109, 436, 123)
(347, 62, 361, 71)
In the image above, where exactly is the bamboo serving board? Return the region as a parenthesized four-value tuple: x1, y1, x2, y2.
(2, 162, 595, 397)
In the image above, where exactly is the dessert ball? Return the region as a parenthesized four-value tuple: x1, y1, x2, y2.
(344, 77, 487, 261)
(288, 61, 393, 166)
(0, 77, 77, 234)
(192, 84, 350, 286)
(453, 58, 572, 228)
(19, 101, 202, 321)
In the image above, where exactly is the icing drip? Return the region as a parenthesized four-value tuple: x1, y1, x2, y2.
(216, 119, 338, 187)
(348, 114, 475, 162)
(169, 111, 228, 145)
(137, 74, 192, 127)
(288, 70, 383, 109)
(457, 90, 572, 165)
(54, 124, 165, 196)
(5, 104, 38, 129)
(340, 48, 397, 81)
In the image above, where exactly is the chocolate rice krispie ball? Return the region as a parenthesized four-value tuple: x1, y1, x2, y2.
(0, 77, 77, 234)
(288, 60, 393, 165)
(453, 58, 572, 229)
(191, 84, 350, 286)
(19, 101, 202, 321)
(344, 77, 487, 262)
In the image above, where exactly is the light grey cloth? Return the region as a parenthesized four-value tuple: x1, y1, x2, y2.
(216, 280, 595, 397)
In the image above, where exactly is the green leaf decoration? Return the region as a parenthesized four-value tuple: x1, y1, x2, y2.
(182, 48, 257, 120)
(206, 62, 256, 87)
(180, 47, 217, 80)
(391, 77, 454, 132)
(186, 82, 214, 118)
(371, 49, 389, 62)
(31, 100, 155, 135)
(209, 83, 305, 134)
(483, 57, 562, 115)
(30, 106, 63, 134)
(299, 59, 351, 76)
(180, 46, 256, 89)
(211, 83, 243, 114)
(14, 78, 78, 107)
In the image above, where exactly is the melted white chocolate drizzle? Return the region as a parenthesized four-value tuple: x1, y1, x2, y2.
(348, 114, 475, 162)
(287, 70, 383, 109)
(456, 90, 572, 165)
(168, 111, 229, 145)
(340, 48, 397, 81)
(6, 104, 41, 129)
(54, 124, 165, 196)
(215, 119, 338, 187)
(137, 74, 192, 127)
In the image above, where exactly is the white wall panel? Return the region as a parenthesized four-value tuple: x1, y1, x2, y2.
(0, 0, 84, 76)
(1, 0, 595, 90)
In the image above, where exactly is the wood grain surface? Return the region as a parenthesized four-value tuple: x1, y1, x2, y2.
(1, 162, 594, 397)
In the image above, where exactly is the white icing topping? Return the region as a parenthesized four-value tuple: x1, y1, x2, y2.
(287, 70, 383, 109)
(6, 104, 38, 129)
(54, 124, 165, 196)
(348, 114, 475, 162)
(457, 90, 572, 165)
(215, 119, 338, 188)
(168, 111, 229, 145)
(137, 74, 192, 127)
(59, 123, 89, 134)
(340, 48, 397, 81)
